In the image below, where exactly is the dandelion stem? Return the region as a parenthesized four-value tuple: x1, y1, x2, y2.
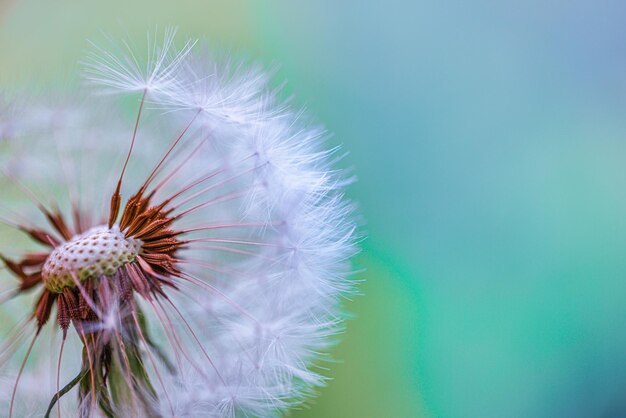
(44, 368, 89, 418)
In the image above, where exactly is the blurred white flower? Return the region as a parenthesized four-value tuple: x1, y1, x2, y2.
(0, 30, 358, 418)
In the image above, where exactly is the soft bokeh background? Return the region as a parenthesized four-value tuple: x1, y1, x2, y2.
(3, 1, 626, 417)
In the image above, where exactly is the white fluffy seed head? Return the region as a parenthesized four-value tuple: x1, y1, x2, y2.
(0, 31, 359, 418)
(42, 225, 142, 293)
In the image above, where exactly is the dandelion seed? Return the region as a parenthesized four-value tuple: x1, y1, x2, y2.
(0, 30, 358, 418)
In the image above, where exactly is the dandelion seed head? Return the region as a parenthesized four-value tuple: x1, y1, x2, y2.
(0, 29, 360, 418)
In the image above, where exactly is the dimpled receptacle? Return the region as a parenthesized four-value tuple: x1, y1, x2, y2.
(42, 225, 142, 293)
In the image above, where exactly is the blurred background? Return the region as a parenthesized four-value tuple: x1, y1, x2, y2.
(3, 1, 626, 417)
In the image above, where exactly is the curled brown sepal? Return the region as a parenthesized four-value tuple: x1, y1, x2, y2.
(0, 253, 46, 292)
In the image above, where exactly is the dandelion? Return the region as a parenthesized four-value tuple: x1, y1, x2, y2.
(0, 30, 358, 418)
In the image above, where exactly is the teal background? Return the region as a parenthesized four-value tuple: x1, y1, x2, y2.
(3, 1, 626, 417)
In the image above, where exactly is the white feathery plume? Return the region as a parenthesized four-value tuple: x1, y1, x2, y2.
(151, 47, 280, 125)
(0, 31, 359, 418)
(82, 27, 196, 94)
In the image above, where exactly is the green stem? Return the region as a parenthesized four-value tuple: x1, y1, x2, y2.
(44, 368, 89, 418)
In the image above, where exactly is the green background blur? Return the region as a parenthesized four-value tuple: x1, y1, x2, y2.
(3, 1, 626, 417)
